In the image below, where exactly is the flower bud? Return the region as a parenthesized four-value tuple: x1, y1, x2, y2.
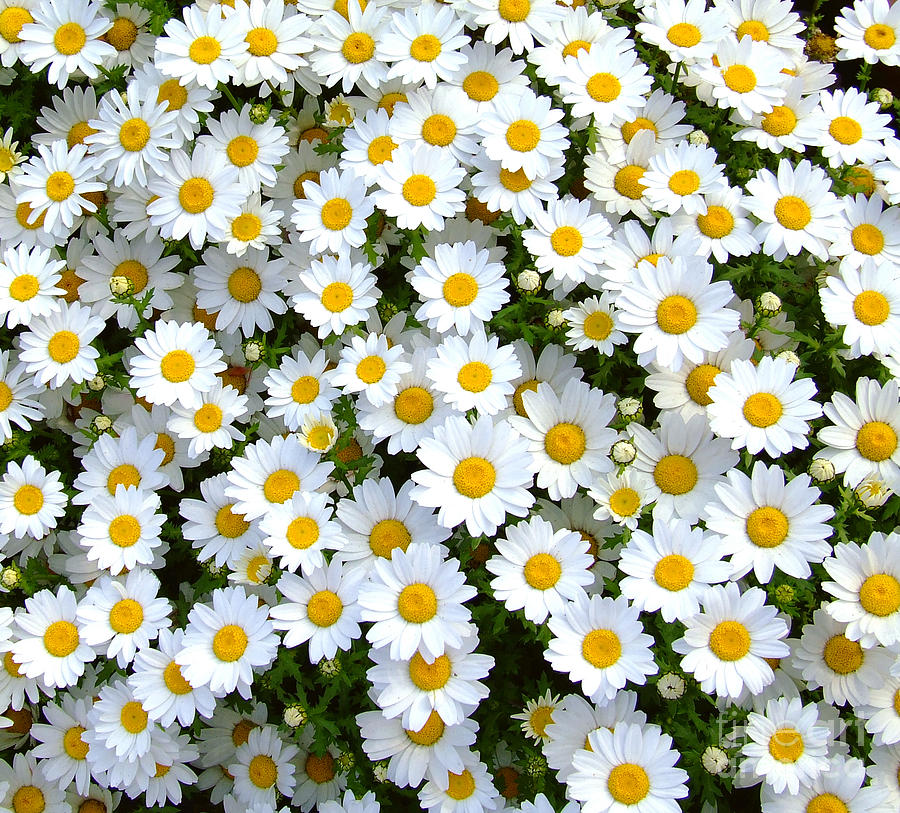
(617, 396, 643, 423)
(756, 292, 782, 317)
(87, 374, 106, 392)
(808, 457, 836, 483)
(776, 349, 800, 367)
(611, 439, 636, 464)
(546, 308, 565, 329)
(283, 704, 307, 728)
(242, 339, 264, 363)
(872, 88, 893, 108)
(702, 746, 729, 775)
(657, 673, 686, 700)
(516, 269, 542, 293)
(249, 103, 270, 125)
(687, 129, 709, 147)
(109, 275, 132, 296)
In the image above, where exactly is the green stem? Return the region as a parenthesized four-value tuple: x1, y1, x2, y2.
(220, 84, 243, 112)
(670, 62, 682, 96)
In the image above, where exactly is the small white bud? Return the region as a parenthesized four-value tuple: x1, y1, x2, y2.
(243, 339, 263, 362)
(776, 349, 801, 367)
(91, 415, 112, 434)
(808, 457, 836, 483)
(546, 308, 566, 328)
(657, 672, 686, 700)
(702, 746, 729, 775)
(687, 129, 710, 146)
(87, 374, 106, 392)
(517, 269, 541, 293)
(618, 396, 642, 419)
(283, 704, 307, 728)
(872, 88, 894, 108)
(756, 291, 782, 316)
(611, 439, 636, 464)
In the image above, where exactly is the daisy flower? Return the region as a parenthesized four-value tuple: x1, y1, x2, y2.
(618, 519, 731, 623)
(292, 724, 347, 812)
(270, 561, 363, 663)
(199, 106, 290, 191)
(858, 675, 900, 746)
(128, 320, 226, 410)
(291, 167, 374, 254)
(29, 694, 92, 794)
(670, 184, 759, 263)
(223, 192, 283, 256)
(11, 586, 94, 690)
(129, 627, 217, 727)
(0, 242, 63, 329)
(177, 585, 278, 699)
(332, 332, 411, 407)
(75, 569, 170, 668)
(308, 1, 388, 93)
(84, 676, 155, 766)
(84, 88, 179, 187)
(642, 141, 727, 217)
(469, 152, 565, 226)
(462, 0, 565, 54)
(167, 381, 248, 457)
(258, 490, 342, 575)
(358, 542, 476, 661)
(477, 90, 569, 180)
(0, 0, 37, 69)
(733, 79, 820, 154)
(835, 0, 900, 65)
(563, 294, 627, 356)
(291, 253, 381, 340)
(512, 688, 560, 744)
(817, 376, 900, 490)
(596, 88, 692, 164)
(147, 145, 244, 249)
(17, 300, 102, 389)
(589, 468, 655, 530)
(636, 0, 729, 64)
(411, 414, 534, 537)
(262, 345, 339, 431)
(18, 0, 114, 87)
(672, 582, 791, 699)
(615, 256, 740, 371)
(868, 743, 900, 807)
(229, 724, 298, 809)
(792, 608, 892, 709)
(445, 41, 528, 111)
(823, 532, 900, 648)
(376, 3, 468, 89)
(225, 434, 333, 522)
(706, 357, 822, 457)
(0, 753, 66, 813)
(14, 140, 104, 236)
(427, 331, 521, 417)
(339, 108, 398, 186)
(567, 723, 689, 813)
(371, 141, 466, 231)
(230, 0, 312, 87)
(75, 485, 164, 574)
(154, 2, 247, 89)
(99, 2, 155, 70)
(0, 350, 43, 441)
(129, 62, 215, 143)
(740, 696, 831, 794)
(705, 462, 834, 582)
(745, 158, 844, 262)
(0, 126, 24, 183)
(832, 193, 900, 271)
(418, 756, 500, 813)
(192, 245, 287, 337)
(522, 195, 611, 295)
(389, 84, 479, 164)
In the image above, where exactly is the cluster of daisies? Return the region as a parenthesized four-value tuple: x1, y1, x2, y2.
(0, 0, 899, 811)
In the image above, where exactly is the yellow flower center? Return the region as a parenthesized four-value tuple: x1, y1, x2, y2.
(402, 174, 437, 207)
(286, 515, 319, 549)
(742, 392, 783, 427)
(12, 787, 45, 813)
(291, 375, 320, 404)
(369, 519, 411, 558)
(697, 205, 734, 238)
(859, 573, 900, 616)
(321, 281, 354, 313)
(528, 705, 554, 738)
(120, 700, 148, 734)
(319, 198, 352, 232)
(723, 64, 757, 93)
(109, 514, 141, 547)
(505, 119, 540, 152)
(822, 634, 864, 675)
(307, 589, 343, 627)
(63, 725, 89, 759)
(463, 70, 499, 102)
(422, 114, 456, 147)
(453, 456, 496, 499)
(768, 727, 804, 763)
(231, 212, 262, 242)
(160, 349, 195, 383)
(685, 364, 720, 406)
(246, 26, 277, 57)
(0, 382, 13, 412)
(293, 171, 320, 199)
(367, 135, 396, 165)
(653, 554, 694, 591)
(762, 105, 797, 136)
(609, 486, 640, 516)
(398, 582, 438, 623)
(586, 72, 621, 103)
(668, 169, 701, 196)
(305, 752, 336, 784)
(106, 16, 137, 50)
(457, 360, 492, 393)
(109, 598, 144, 634)
(228, 266, 261, 303)
(409, 33, 441, 61)
(378, 91, 407, 116)
(114, 259, 148, 294)
(263, 469, 300, 503)
(394, 386, 434, 424)
(248, 753, 278, 788)
(736, 20, 769, 41)
(829, 116, 862, 145)
(13, 484, 42, 515)
(54, 22, 86, 55)
(583, 310, 613, 341)
(189, 35, 221, 64)
(498, 0, 530, 22)
(621, 117, 657, 144)
(356, 355, 386, 384)
(653, 454, 698, 495)
(442, 272, 478, 307)
(806, 793, 849, 813)
(405, 709, 445, 746)
(408, 652, 451, 690)
(231, 719, 257, 746)
(44, 620, 79, 657)
(523, 552, 562, 590)
(544, 422, 586, 465)
(157, 79, 188, 111)
(212, 624, 248, 662)
(550, 225, 583, 257)
(46, 330, 80, 364)
(582, 628, 622, 668)
(562, 38, 592, 58)
(607, 763, 650, 805)
(67, 120, 96, 149)
(709, 620, 751, 661)
(0, 7, 32, 43)
(215, 504, 249, 538)
(853, 289, 890, 325)
(226, 135, 258, 168)
(745, 506, 789, 548)
(864, 24, 896, 49)
(614, 165, 647, 200)
(3, 651, 21, 677)
(163, 660, 193, 694)
(179, 177, 214, 214)
(512, 379, 538, 417)
(856, 420, 898, 461)
(667, 22, 702, 48)
(774, 195, 812, 230)
(15, 202, 45, 230)
(193, 403, 223, 433)
(851, 224, 886, 256)
(46, 170, 75, 202)
(656, 294, 697, 334)
(341, 31, 374, 63)
(119, 118, 150, 152)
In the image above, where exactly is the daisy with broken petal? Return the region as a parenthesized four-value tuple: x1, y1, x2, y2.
(835, 0, 900, 65)
(0, 351, 43, 442)
(154, 2, 246, 89)
(0, 242, 63, 329)
(705, 462, 834, 582)
(563, 294, 627, 356)
(332, 332, 411, 407)
(823, 531, 900, 648)
(832, 193, 900, 271)
(12, 586, 95, 690)
(177, 585, 278, 699)
(733, 78, 820, 155)
(0, 455, 65, 540)
(706, 357, 822, 457)
(817, 376, 900, 490)
(672, 583, 790, 699)
(427, 331, 521, 417)
(167, 382, 248, 457)
(522, 195, 611, 296)
(262, 345, 339, 431)
(76, 485, 164, 574)
(258, 490, 341, 575)
(636, 0, 728, 63)
(546, 592, 658, 704)
(358, 541, 476, 662)
(230, 0, 311, 87)
(740, 696, 831, 795)
(642, 141, 727, 217)
(616, 255, 739, 371)
(618, 519, 730, 623)
(85, 89, 179, 188)
(509, 379, 616, 501)
(291, 253, 380, 340)
(17, 0, 114, 87)
(291, 167, 374, 254)
(486, 515, 593, 624)
(670, 184, 759, 264)
(129, 320, 226, 410)
(270, 560, 363, 663)
(75, 569, 170, 668)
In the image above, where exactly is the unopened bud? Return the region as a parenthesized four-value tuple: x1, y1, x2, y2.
(756, 292, 782, 317)
(611, 439, 636, 464)
(687, 129, 709, 147)
(242, 339, 264, 363)
(657, 672, 686, 700)
(249, 103, 270, 125)
(546, 308, 566, 329)
(516, 269, 542, 293)
(91, 415, 112, 434)
(872, 88, 893, 108)
(702, 746, 729, 775)
(776, 349, 800, 367)
(617, 396, 643, 423)
(808, 457, 835, 483)
(283, 704, 307, 728)
(109, 275, 132, 296)
(87, 374, 106, 392)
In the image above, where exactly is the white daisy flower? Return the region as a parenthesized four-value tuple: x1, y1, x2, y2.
(857, 675, 900, 747)
(732, 78, 820, 154)
(0, 753, 66, 813)
(672, 582, 790, 699)
(262, 344, 339, 431)
(469, 152, 565, 226)
(308, 1, 388, 93)
(642, 140, 727, 217)
(258, 490, 342, 575)
(704, 461, 834, 582)
(417, 755, 500, 813)
(460, 0, 565, 54)
(332, 332, 411, 407)
(832, 193, 900, 271)
(223, 192, 284, 257)
(229, 0, 312, 87)
(669, 184, 759, 263)
(99, 2, 155, 70)
(167, 381, 248, 457)
(29, 694, 92, 794)
(445, 41, 528, 111)
(229, 724, 298, 809)
(270, 560, 363, 663)
(0, 0, 38, 69)
(618, 519, 731, 623)
(84, 676, 155, 765)
(291, 166, 374, 254)
(0, 243, 63, 329)
(562, 293, 627, 356)
(835, 0, 900, 66)
(177, 585, 278, 699)
(0, 455, 65, 540)
(0, 350, 43, 442)
(867, 743, 900, 807)
(292, 724, 347, 812)
(636, 0, 729, 64)
(389, 84, 479, 164)
(128, 62, 215, 143)
(339, 108, 398, 187)
(588, 468, 655, 529)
